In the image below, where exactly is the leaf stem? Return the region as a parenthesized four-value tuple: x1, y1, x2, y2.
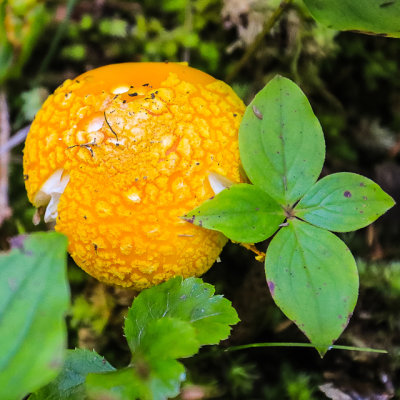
(235, 242, 266, 262)
(226, 342, 388, 354)
(226, 0, 293, 83)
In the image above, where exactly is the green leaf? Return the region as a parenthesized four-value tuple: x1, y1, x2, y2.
(303, 0, 400, 38)
(183, 184, 285, 243)
(296, 172, 395, 232)
(31, 349, 115, 400)
(88, 277, 239, 400)
(140, 318, 199, 360)
(0, 232, 69, 400)
(265, 219, 359, 356)
(239, 75, 325, 206)
(125, 276, 239, 351)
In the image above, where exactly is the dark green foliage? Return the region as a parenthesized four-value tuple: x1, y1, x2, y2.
(304, 0, 400, 37)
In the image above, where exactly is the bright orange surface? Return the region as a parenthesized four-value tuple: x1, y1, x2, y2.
(23, 63, 245, 289)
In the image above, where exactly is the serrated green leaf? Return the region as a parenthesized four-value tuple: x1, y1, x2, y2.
(0, 232, 69, 400)
(265, 219, 359, 356)
(31, 349, 115, 400)
(88, 277, 239, 400)
(304, 0, 400, 38)
(87, 278, 238, 400)
(125, 277, 239, 352)
(183, 184, 284, 243)
(239, 75, 325, 206)
(296, 172, 395, 232)
(87, 304, 212, 400)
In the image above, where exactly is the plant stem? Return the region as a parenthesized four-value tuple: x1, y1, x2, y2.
(36, 0, 78, 79)
(226, 0, 293, 83)
(226, 342, 388, 354)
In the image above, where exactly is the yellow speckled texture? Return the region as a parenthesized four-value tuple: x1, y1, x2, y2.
(23, 63, 245, 290)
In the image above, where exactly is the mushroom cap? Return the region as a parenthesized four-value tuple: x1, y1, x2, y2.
(23, 62, 244, 289)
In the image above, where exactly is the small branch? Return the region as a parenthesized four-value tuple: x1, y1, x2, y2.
(226, 0, 293, 83)
(36, 0, 78, 78)
(0, 90, 12, 225)
(0, 125, 30, 155)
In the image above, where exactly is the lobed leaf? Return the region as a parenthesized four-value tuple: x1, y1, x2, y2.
(265, 219, 359, 356)
(183, 184, 285, 243)
(0, 232, 69, 400)
(124, 276, 239, 352)
(303, 0, 400, 38)
(295, 172, 395, 232)
(31, 349, 115, 400)
(87, 277, 239, 400)
(239, 75, 325, 206)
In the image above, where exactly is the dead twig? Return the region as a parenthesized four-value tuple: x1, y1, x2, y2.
(0, 90, 12, 225)
(226, 0, 293, 83)
(0, 124, 30, 155)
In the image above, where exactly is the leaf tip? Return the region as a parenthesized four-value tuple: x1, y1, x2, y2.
(317, 346, 329, 358)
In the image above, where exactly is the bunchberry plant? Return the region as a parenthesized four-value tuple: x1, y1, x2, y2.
(184, 76, 395, 356)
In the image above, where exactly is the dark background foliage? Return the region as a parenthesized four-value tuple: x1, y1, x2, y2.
(1, 0, 400, 398)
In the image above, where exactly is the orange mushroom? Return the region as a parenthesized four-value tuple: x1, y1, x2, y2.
(23, 63, 244, 290)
